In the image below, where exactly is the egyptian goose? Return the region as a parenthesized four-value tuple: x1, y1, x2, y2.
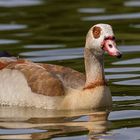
(0, 24, 122, 110)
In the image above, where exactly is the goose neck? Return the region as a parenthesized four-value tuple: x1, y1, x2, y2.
(84, 48, 105, 87)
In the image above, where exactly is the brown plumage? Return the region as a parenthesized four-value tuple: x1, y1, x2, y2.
(83, 80, 108, 90)
(38, 63, 85, 89)
(0, 59, 85, 96)
(0, 59, 65, 96)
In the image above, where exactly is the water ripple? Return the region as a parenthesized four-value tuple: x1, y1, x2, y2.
(113, 96, 140, 101)
(20, 48, 83, 57)
(0, 39, 19, 44)
(25, 55, 83, 62)
(24, 44, 65, 49)
(82, 13, 140, 21)
(106, 74, 140, 80)
(0, 0, 42, 7)
(108, 127, 140, 140)
(109, 110, 140, 120)
(105, 67, 140, 73)
(124, 1, 140, 7)
(0, 128, 46, 135)
(130, 24, 140, 28)
(78, 8, 105, 14)
(119, 45, 140, 53)
(0, 24, 27, 31)
(113, 79, 140, 85)
(112, 58, 140, 65)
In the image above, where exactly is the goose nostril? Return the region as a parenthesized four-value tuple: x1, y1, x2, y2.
(109, 44, 113, 48)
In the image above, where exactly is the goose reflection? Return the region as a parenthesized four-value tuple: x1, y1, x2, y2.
(0, 106, 111, 139)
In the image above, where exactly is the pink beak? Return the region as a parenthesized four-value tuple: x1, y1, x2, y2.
(102, 37, 122, 58)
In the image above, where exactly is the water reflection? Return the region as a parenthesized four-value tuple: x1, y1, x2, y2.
(113, 58, 140, 65)
(78, 8, 105, 14)
(0, 106, 110, 139)
(0, 24, 27, 31)
(106, 74, 140, 80)
(0, 0, 42, 7)
(119, 45, 140, 53)
(105, 67, 140, 73)
(20, 48, 83, 62)
(14, 33, 32, 37)
(0, 39, 19, 44)
(113, 96, 140, 101)
(24, 44, 65, 49)
(25, 55, 83, 62)
(102, 127, 140, 140)
(109, 110, 140, 120)
(20, 48, 83, 57)
(130, 24, 140, 28)
(124, 0, 140, 7)
(0, 128, 46, 135)
(82, 12, 140, 21)
(114, 79, 140, 85)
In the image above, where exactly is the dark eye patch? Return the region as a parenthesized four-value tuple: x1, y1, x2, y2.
(112, 36, 116, 40)
(104, 36, 115, 40)
(92, 26, 101, 39)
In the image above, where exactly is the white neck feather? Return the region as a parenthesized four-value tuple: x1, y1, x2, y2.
(84, 48, 105, 86)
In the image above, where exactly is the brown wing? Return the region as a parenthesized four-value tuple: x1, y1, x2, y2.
(38, 63, 86, 89)
(0, 58, 64, 96)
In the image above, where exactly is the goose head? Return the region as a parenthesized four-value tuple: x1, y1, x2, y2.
(85, 23, 122, 58)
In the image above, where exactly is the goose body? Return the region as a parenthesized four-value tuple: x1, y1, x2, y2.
(0, 24, 122, 110)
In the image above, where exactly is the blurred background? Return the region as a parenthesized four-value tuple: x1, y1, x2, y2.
(0, 0, 140, 139)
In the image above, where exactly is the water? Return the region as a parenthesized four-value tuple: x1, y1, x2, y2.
(0, 0, 140, 139)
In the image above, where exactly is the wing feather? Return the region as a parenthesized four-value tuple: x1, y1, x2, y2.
(0, 59, 64, 96)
